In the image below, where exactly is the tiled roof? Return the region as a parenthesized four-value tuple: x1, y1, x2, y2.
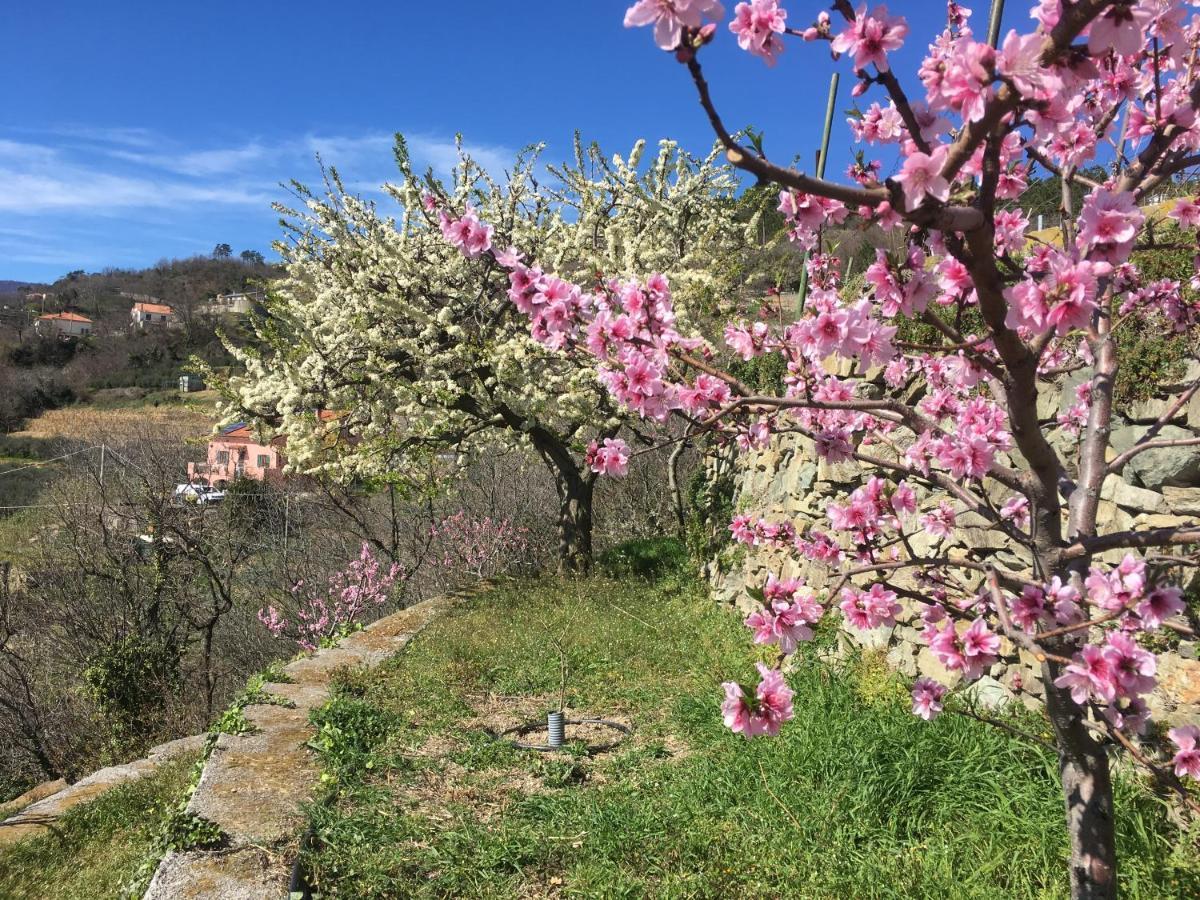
(133, 302, 173, 315)
(37, 312, 92, 323)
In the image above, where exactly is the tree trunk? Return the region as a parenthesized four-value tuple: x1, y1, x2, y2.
(526, 428, 597, 574)
(554, 466, 594, 574)
(667, 440, 688, 538)
(1043, 661, 1118, 899)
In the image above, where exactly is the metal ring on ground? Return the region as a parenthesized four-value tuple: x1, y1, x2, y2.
(494, 717, 632, 754)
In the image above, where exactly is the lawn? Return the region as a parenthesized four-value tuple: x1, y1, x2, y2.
(0, 751, 202, 900)
(299, 545, 1200, 899)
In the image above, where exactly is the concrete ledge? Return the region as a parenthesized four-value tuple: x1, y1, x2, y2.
(0, 733, 206, 848)
(142, 585, 485, 900)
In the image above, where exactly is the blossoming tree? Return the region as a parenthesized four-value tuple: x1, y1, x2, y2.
(431, 1, 1200, 894)
(214, 135, 752, 572)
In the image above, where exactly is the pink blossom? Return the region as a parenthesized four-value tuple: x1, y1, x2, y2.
(745, 575, 823, 653)
(257, 605, 287, 638)
(440, 207, 494, 258)
(839, 583, 900, 631)
(893, 145, 949, 211)
(911, 677, 947, 720)
(585, 437, 631, 477)
(1168, 197, 1200, 228)
(830, 4, 909, 72)
(890, 481, 916, 517)
(1000, 495, 1030, 529)
(729, 0, 787, 65)
(1087, 2, 1153, 56)
(1055, 645, 1118, 705)
(1077, 188, 1144, 264)
(921, 501, 957, 539)
(1136, 585, 1185, 630)
(625, 0, 726, 51)
(997, 29, 1060, 99)
(1103, 633, 1156, 698)
(1168, 725, 1200, 779)
(721, 662, 794, 738)
(961, 617, 1000, 665)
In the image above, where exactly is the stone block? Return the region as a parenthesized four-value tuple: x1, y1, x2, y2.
(144, 848, 287, 900)
(917, 647, 962, 687)
(1110, 423, 1200, 489)
(1100, 475, 1167, 513)
(966, 676, 1015, 710)
(886, 644, 918, 678)
(1162, 486, 1200, 517)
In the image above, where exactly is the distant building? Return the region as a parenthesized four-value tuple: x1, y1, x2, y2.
(34, 312, 92, 338)
(131, 301, 176, 328)
(199, 292, 257, 316)
(185, 411, 342, 488)
(187, 423, 285, 488)
(178, 374, 206, 393)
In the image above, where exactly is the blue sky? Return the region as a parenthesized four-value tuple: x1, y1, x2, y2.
(4, 1, 959, 283)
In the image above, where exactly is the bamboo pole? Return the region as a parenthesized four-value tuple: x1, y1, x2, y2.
(797, 71, 840, 314)
(986, 0, 1005, 47)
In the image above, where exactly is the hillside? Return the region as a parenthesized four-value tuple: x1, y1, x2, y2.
(46, 255, 278, 332)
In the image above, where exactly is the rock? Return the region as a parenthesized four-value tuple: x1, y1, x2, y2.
(1132, 513, 1190, 531)
(0, 779, 66, 819)
(1126, 395, 1186, 424)
(1100, 475, 1167, 513)
(1057, 368, 1091, 414)
(1180, 641, 1198, 661)
(1162, 486, 1200, 517)
(917, 647, 962, 687)
(1110, 424, 1200, 489)
(886, 644, 918, 678)
(967, 676, 1015, 709)
(139, 590, 468, 897)
(854, 624, 893, 651)
(144, 848, 286, 900)
(1094, 500, 1134, 535)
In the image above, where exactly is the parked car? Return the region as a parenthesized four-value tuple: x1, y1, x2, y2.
(174, 483, 226, 505)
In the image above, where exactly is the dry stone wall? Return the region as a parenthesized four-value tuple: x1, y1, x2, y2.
(702, 372, 1200, 727)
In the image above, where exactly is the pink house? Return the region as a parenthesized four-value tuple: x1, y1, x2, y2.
(187, 422, 286, 487)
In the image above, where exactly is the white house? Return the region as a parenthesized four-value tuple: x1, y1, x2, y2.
(34, 312, 92, 338)
(131, 301, 176, 328)
(198, 292, 256, 316)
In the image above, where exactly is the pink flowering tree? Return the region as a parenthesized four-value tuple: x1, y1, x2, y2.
(426, 510, 532, 589)
(426, 2, 1200, 894)
(259, 542, 403, 652)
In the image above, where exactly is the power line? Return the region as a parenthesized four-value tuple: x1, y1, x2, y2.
(0, 447, 101, 478)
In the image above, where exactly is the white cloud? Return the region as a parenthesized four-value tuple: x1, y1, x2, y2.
(0, 125, 518, 280)
(107, 142, 271, 177)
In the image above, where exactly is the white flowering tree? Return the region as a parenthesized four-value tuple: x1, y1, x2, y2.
(431, 1, 1200, 895)
(213, 134, 751, 571)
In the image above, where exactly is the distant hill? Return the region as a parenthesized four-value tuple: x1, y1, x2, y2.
(0, 280, 39, 294)
(45, 256, 279, 328)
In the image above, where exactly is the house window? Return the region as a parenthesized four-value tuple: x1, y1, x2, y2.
(257, 454, 270, 469)
(216, 450, 229, 465)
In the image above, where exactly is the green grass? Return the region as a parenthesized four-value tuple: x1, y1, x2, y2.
(299, 547, 1200, 899)
(0, 751, 201, 900)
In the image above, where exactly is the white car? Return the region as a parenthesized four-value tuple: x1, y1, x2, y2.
(175, 483, 226, 505)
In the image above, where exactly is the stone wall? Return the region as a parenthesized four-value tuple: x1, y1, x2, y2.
(701, 375, 1200, 727)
